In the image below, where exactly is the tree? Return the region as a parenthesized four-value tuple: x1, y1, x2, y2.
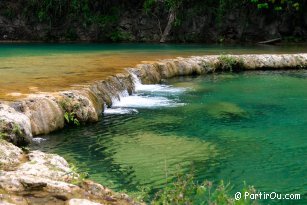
(144, 0, 183, 43)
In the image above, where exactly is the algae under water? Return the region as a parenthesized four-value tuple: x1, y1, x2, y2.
(1, 43, 307, 100)
(35, 70, 307, 204)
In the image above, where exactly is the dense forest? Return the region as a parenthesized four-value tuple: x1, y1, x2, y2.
(0, 0, 306, 42)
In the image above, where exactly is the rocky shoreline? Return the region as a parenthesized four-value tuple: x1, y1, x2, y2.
(0, 140, 144, 205)
(1, 53, 307, 204)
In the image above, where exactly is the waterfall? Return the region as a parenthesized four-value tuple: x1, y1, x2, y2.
(129, 72, 143, 88)
(129, 71, 186, 93)
(103, 72, 186, 115)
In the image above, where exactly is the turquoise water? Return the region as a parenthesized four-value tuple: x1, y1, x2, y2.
(1, 43, 307, 100)
(1, 43, 307, 57)
(35, 70, 307, 204)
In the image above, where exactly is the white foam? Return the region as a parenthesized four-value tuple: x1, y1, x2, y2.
(106, 72, 185, 111)
(136, 84, 186, 93)
(32, 137, 47, 143)
(104, 108, 138, 115)
(130, 72, 186, 93)
(112, 95, 184, 108)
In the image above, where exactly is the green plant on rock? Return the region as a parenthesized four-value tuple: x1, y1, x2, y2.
(68, 162, 89, 186)
(0, 132, 7, 140)
(125, 186, 151, 203)
(151, 171, 257, 205)
(0, 122, 6, 140)
(60, 98, 80, 126)
(0, 121, 23, 140)
(12, 123, 22, 136)
(217, 55, 244, 72)
(64, 111, 80, 126)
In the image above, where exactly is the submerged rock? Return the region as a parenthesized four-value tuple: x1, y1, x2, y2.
(204, 102, 248, 119)
(106, 132, 216, 186)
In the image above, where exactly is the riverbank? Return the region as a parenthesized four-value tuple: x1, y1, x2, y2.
(0, 139, 144, 205)
(1, 53, 306, 204)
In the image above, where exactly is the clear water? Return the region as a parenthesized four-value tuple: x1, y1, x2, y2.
(1, 43, 307, 100)
(34, 70, 307, 204)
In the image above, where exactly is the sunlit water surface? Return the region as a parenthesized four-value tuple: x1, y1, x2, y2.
(34, 70, 307, 204)
(1, 43, 307, 100)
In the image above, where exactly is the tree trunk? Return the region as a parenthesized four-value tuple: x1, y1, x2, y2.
(160, 9, 175, 43)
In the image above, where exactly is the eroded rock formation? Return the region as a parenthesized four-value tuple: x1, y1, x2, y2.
(0, 140, 143, 205)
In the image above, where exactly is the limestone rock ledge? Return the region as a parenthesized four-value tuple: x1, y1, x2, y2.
(0, 140, 143, 205)
(0, 54, 306, 142)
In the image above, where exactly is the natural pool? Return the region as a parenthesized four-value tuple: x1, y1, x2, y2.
(1, 43, 307, 100)
(34, 70, 307, 204)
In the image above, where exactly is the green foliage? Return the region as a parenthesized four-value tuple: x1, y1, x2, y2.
(165, 0, 183, 10)
(123, 186, 151, 203)
(12, 123, 22, 136)
(144, 0, 157, 13)
(64, 28, 78, 40)
(144, 0, 183, 10)
(0, 120, 7, 140)
(1, 121, 23, 138)
(250, 0, 300, 11)
(68, 162, 89, 186)
(26, 0, 69, 23)
(216, 0, 235, 29)
(1, 0, 303, 42)
(217, 55, 244, 72)
(64, 112, 80, 126)
(151, 171, 257, 205)
(60, 98, 80, 126)
(22, 0, 122, 40)
(108, 30, 132, 42)
(21, 146, 30, 153)
(0, 132, 7, 140)
(2, 5, 14, 19)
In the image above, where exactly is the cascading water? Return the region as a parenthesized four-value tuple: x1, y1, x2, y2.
(104, 73, 186, 115)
